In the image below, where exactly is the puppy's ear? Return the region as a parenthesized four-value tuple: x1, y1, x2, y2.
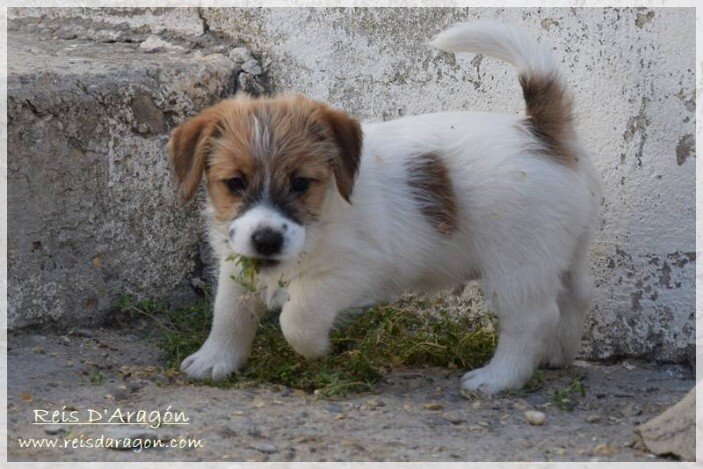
(167, 107, 222, 204)
(319, 106, 363, 203)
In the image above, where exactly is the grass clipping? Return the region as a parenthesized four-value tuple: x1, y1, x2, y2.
(120, 292, 496, 398)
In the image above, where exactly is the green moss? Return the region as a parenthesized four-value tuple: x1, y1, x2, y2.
(89, 370, 104, 385)
(550, 372, 587, 411)
(118, 294, 497, 398)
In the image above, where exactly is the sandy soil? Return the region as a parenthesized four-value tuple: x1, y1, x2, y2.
(7, 328, 692, 462)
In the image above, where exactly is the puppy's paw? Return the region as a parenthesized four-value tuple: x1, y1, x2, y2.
(180, 339, 247, 381)
(460, 364, 527, 395)
(281, 327, 331, 359)
(541, 340, 577, 369)
(288, 334, 331, 359)
(280, 314, 331, 359)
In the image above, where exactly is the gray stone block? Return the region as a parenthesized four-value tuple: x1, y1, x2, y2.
(7, 20, 265, 329)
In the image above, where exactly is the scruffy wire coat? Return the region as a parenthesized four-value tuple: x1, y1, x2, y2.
(168, 22, 601, 394)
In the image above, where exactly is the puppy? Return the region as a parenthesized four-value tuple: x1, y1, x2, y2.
(168, 22, 600, 394)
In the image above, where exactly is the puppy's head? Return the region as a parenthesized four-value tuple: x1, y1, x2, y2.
(167, 94, 362, 265)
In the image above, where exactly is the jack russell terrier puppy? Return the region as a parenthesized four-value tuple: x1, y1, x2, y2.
(168, 22, 600, 394)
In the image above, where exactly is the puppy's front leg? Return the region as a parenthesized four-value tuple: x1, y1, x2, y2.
(180, 258, 263, 380)
(279, 280, 356, 359)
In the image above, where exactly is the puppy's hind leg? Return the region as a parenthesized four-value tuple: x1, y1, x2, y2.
(461, 280, 560, 395)
(542, 244, 593, 368)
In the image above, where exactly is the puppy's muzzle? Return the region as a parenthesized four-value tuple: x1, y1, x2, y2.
(228, 205, 306, 262)
(251, 227, 283, 256)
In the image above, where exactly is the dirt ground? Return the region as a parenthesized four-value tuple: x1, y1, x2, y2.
(7, 328, 693, 462)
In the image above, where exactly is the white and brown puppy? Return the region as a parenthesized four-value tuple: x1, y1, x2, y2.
(168, 22, 600, 394)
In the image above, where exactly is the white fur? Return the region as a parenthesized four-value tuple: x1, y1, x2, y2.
(228, 204, 306, 260)
(430, 21, 558, 78)
(181, 22, 601, 395)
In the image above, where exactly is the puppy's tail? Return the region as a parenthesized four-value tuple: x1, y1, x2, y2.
(430, 22, 577, 166)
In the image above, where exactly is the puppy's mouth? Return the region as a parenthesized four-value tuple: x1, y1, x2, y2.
(255, 258, 280, 269)
(231, 254, 282, 271)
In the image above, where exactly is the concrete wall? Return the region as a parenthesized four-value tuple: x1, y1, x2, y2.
(8, 8, 695, 364)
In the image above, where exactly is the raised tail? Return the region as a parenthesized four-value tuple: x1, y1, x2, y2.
(430, 22, 577, 166)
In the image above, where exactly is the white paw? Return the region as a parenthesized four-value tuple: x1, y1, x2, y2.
(541, 338, 578, 369)
(280, 313, 331, 359)
(180, 338, 247, 381)
(460, 364, 527, 395)
(286, 333, 330, 359)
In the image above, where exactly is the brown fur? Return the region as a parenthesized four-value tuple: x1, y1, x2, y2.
(406, 152, 458, 235)
(167, 105, 223, 203)
(167, 94, 363, 223)
(519, 73, 578, 167)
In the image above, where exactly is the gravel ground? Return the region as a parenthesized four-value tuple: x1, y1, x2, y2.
(7, 328, 693, 462)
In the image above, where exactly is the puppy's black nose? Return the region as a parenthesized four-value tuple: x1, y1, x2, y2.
(251, 228, 283, 256)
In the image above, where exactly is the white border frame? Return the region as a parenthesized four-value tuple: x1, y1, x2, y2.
(0, 2, 699, 467)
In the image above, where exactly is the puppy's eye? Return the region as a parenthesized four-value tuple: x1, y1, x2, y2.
(225, 176, 247, 193)
(291, 177, 311, 194)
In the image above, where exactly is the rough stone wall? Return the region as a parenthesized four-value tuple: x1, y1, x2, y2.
(7, 12, 267, 329)
(8, 8, 695, 364)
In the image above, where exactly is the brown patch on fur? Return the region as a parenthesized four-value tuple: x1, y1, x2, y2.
(167, 93, 363, 223)
(519, 73, 577, 167)
(407, 152, 458, 235)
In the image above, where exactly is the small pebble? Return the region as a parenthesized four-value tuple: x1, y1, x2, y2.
(594, 443, 617, 456)
(44, 425, 67, 435)
(363, 398, 384, 410)
(251, 396, 266, 408)
(586, 415, 601, 423)
(216, 425, 237, 438)
(620, 403, 632, 417)
(128, 381, 144, 393)
(109, 387, 129, 401)
(525, 410, 546, 426)
(152, 375, 169, 386)
(423, 403, 444, 411)
(441, 412, 464, 424)
(250, 441, 278, 454)
(229, 47, 252, 63)
(326, 404, 343, 414)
